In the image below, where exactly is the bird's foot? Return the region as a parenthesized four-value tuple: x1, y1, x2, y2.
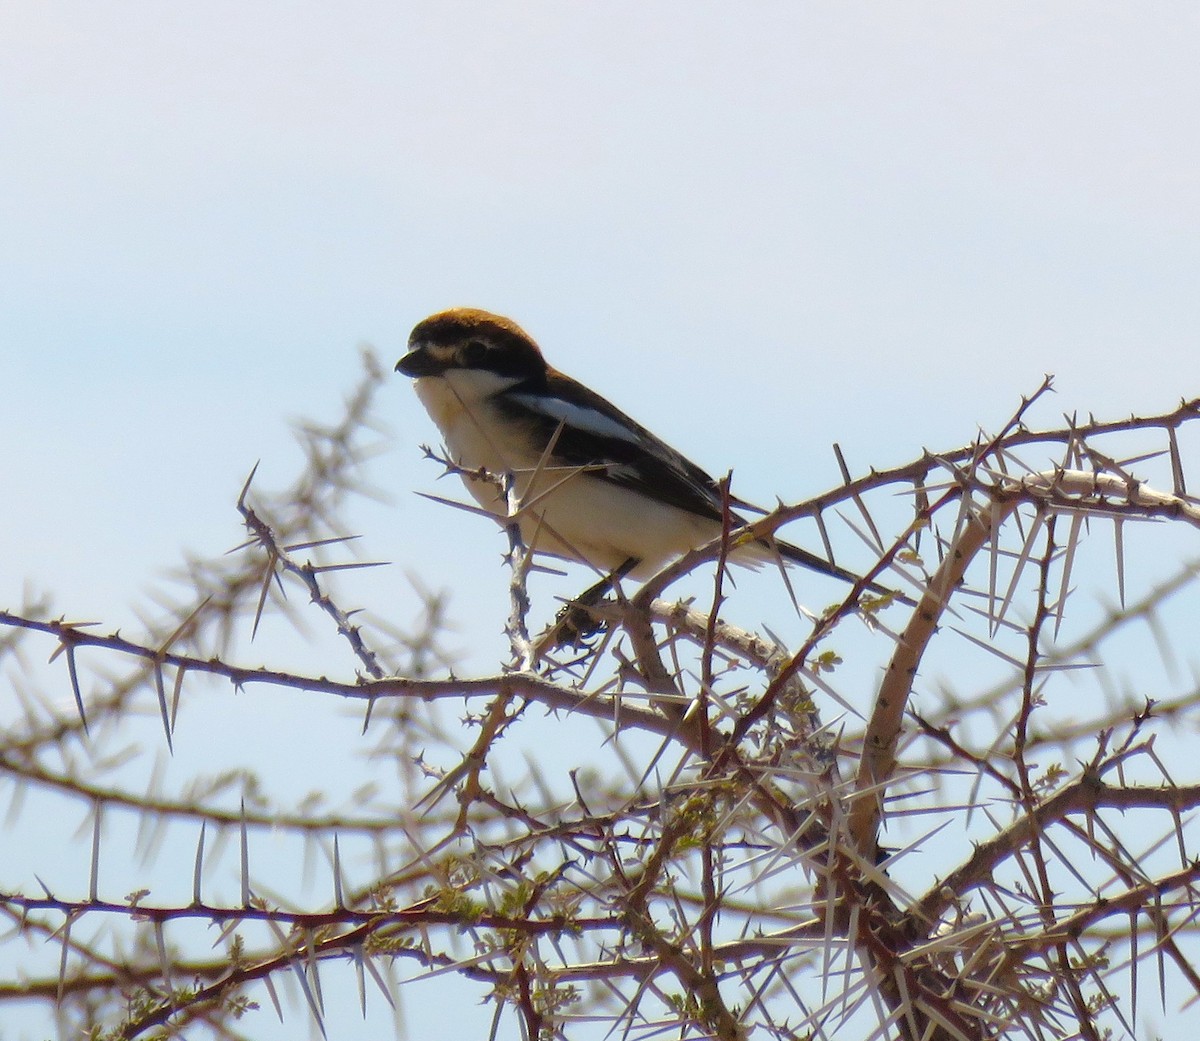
(543, 557, 638, 650)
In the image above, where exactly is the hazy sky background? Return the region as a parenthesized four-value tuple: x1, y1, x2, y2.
(4, 3, 1198, 625)
(2, 4, 1198, 1038)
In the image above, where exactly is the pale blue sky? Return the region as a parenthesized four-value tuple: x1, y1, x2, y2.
(2, 5, 1199, 1038)
(4, 3, 1198, 622)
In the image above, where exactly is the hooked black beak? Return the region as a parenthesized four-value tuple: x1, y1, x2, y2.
(395, 346, 439, 378)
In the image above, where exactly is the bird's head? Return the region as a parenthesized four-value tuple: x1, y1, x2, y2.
(396, 308, 547, 380)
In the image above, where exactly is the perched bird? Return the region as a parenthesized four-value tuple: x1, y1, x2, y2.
(396, 307, 883, 593)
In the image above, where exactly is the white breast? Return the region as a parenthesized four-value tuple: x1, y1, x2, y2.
(412, 370, 533, 471)
(408, 371, 725, 578)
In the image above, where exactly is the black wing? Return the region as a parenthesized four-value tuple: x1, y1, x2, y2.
(494, 369, 728, 523)
(493, 369, 906, 599)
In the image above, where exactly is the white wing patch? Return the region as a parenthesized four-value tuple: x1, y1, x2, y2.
(509, 393, 643, 446)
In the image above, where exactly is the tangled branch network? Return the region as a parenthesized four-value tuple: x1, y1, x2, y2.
(3, 359, 1200, 1041)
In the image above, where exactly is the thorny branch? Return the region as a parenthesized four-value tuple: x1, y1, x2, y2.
(3, 378, 1200, 1039)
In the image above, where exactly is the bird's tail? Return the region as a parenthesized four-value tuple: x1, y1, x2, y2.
(750, 536, 909, 604)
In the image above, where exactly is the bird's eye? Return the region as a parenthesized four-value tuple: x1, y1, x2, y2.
(462, 340, 488, 367)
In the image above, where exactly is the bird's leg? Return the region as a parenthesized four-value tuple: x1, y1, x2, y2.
(549, 557, 638, 648)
